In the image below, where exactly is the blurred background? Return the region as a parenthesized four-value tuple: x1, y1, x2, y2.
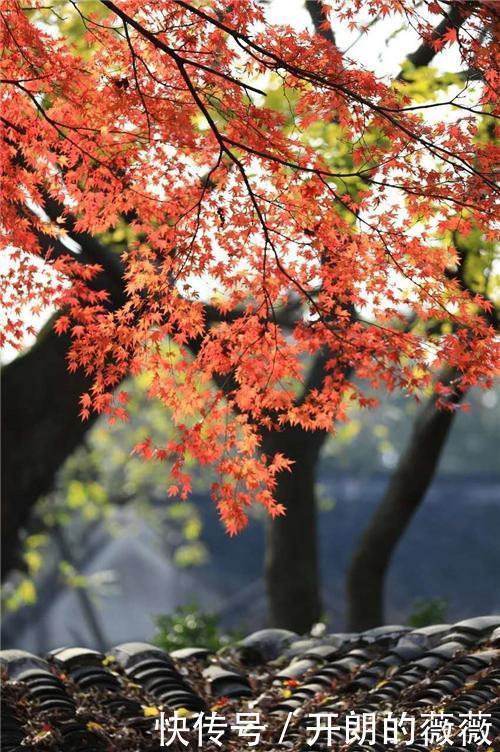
(2, 375, 499, 651)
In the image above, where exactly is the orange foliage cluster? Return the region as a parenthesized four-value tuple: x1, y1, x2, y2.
(1, 0, 498, 531)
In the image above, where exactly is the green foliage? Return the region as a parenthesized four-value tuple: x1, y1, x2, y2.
(3, 577, 37, 612)
(264, 75, 301, 124)
(322, 385, 499, 474)
(406, 598, 448, 628)
(316, 482, 336, 512)
(303, 120, 383, 208)
(59, 560, 90, 589)
(453, 227, 499, 301)
(395, 62, 462, 102)
(24, 1, 111, 57)
(2, 533, 49, 612)
(152, 603, 240, 653)
(47, 373, 209, 541)
(2, 374, 211, 613)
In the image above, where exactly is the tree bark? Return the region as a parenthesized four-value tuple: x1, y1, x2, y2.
(1, 321, 100, 575)
(1, 207, 127, 578)
(346, 384, 464, 631)
(262, 426, 327, 633)
(398, 4, 467, 76)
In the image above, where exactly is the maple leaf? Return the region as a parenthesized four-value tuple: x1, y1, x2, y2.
(79, 393, 92, 409)
(53, 316, 70, 335)
(441, 27, 458, 45)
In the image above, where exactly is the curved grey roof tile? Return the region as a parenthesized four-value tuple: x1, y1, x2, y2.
(1, 615, 499, 751)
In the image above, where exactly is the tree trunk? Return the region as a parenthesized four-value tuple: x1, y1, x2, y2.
(346, 386, 464, 631)
(1, 321, 99, 576)
(262, 426, 327, 633)
(1, 216, 126, 579)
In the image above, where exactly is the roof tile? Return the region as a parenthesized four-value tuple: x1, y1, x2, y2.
(2, 615, 499, 750)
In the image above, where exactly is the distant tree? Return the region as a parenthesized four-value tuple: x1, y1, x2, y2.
(1, 0, 498, 631)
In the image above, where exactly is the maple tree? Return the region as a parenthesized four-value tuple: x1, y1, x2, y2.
(1, 1, 499, 628)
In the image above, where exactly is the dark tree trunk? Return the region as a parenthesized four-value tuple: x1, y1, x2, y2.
(346, 384, 464, 631)
(262, 426, 327, 633)
(1, 321, 99, 576)
(1, 212, 126, 578)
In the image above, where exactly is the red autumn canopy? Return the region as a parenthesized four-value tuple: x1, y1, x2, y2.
(1, 0, 498, 531)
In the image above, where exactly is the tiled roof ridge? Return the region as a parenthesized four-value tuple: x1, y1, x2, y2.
(2, 615, 500, 751)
